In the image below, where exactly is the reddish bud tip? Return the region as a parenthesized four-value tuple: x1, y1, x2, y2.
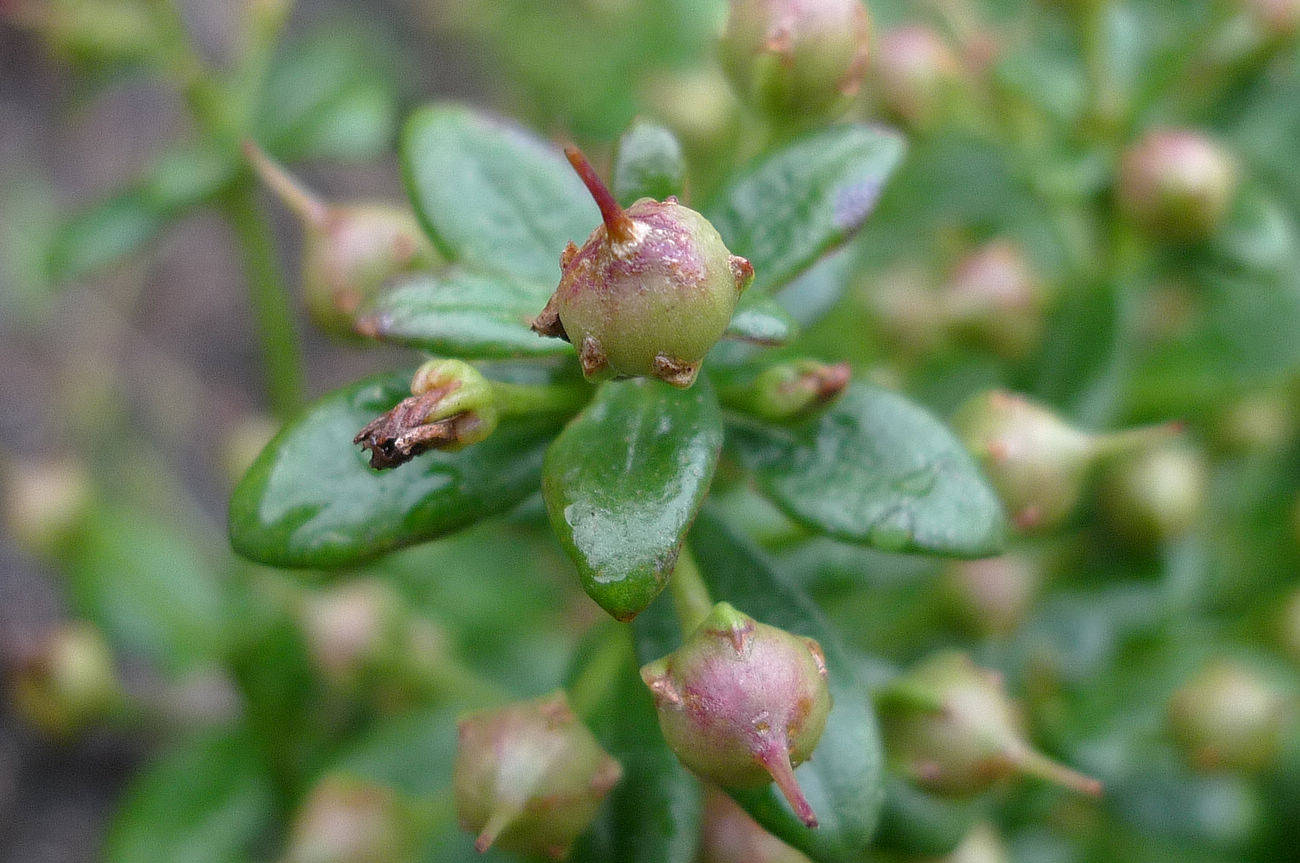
(565, 146, 635, 244)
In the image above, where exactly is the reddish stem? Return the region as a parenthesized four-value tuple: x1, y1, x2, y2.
(757, 743, 819, 829)
(565, 146, 635, 244)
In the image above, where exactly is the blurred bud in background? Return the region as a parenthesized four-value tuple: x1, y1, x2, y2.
(1167, 661, 1290, 774)
(284, 775, 415, 863)
(940, 552, 1042, 639)
(941, 822, 1011, 863)
(7, 622, 121, 738)
(3, 458, 92, 559)
(747, 360, 851, 422)
(697, 786, 812, 863)
(1241, 0, 1300, 42)
(640, 66, 743, 161)
(1211, 390, 1297, 455)
(1098, 442, 1208, 548)
(870, 26, 963, 132)
(297, 581, 406, 689)
(937, 240, 1048, 360)
(1118, 129, 1239, 240)
(861, 266, 949, 360)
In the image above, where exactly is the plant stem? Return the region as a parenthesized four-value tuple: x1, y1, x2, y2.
(566, 624, 632, 720)
(669, 545, 712, 636)
(224, 182, 306, 418)
(490, 380, 591, 418)
(414, 653, 511, 709)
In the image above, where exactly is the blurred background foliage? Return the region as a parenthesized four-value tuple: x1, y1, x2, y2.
(1, 0, 1299, 861)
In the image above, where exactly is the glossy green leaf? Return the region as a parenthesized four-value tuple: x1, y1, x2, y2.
(356, 268, 566, 358)
(542, 379, 723, 621)
(871, 774, 981, 856)
(730, 383, 1007, 558)
(612, 119, 686, 206)
(401, 103, 596, 284)
(706, 124, 906, 293)
(104, 725, 275, 863)
(229, 369, 566, 569)
(634, 510, 886, 863)
(723, 290, 798, 346)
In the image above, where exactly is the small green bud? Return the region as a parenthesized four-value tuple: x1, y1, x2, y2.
(941, 553, 1041, 639)
(453, 691, 622, 859)
(1168, 662, 1290, 774)
(354, 359, 499, 469)
(243, 141, 438, 335)
(1099, 442, 1208, 547)
(698, 786, 812, 863)
(749, 360, 851, 422)
(952, 390, 1180, 532)
(640, 602, 831, 828)
(718, 0, 871, 122)
(871, 26, 963, 131)
(1212, 390, 1296, 454)
(876, 651, 1101, 799)
(640, 67, 743, 156)
(1117, 129, 1239, 240)
(938, 241, 1047, 360)
(533, 148, 753, 388)
(285, 775, 416, 863)
(9, 623, 120, 737)
(3, 458, 91, 558)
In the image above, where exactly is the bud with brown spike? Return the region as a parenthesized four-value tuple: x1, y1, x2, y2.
(876, 651, 1102, 799)
(640, 602, 831, 828)
(453, 692, 622, 860)
(242, 141, 439, 335)
(532, 148, 752, 388)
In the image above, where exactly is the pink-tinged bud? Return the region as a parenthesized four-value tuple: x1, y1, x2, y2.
(863, 266, 948, 359)
(938, 241, 1047, 360)
(943, 822, 1011, 863)
(297, 581, 404, 686)
(718, 0, 871, 122)
(354, 359, 499, 469)
(1117, 129, 1238, 240)
(941, 553, 1041, 639)
(1213, 390, 1296, 454)
(1168, 662, 1290, 774)
(953, 390, 1180, 532)
(3, 458, 91, 558)
(243, 141, 438, 336)
(698, 787, 812, 863)
(749, 360, 851, 422)
(1279, 589, 1300, 665)
(1242, 0, 1300, 40)
(532, 148, 752, 388)
(285, 776, 415, 863)
(8, 623, 120, 737)
(871, 27, 962, 131)
(876, 651, 1101, 799)
(1099, 442, 1208, 547)
(453, 692, 622, 859)
(640, 602, 831, 828)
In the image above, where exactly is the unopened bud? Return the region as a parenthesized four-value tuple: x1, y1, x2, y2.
(943, 822, 1010, 863)
(1213, 390, 1295, 454)
(871, 27, 963, 131)
(9, 623, 120, 737)
(952, 390, 1180, 532)
(354, 359, 499, 469)
(938, 241, 1047, 359)
(698, 787, 812, 863)
(243, 141, 438, 335)
(1118, 129, 1238, 240)
(718, 0, 871, 122)
(749, 361, 851, 422)
(640, 67, 742, 155)
(297, 581, 404, 686)
(453, 691, 622, 859)
(876, 651, 1101, 799)
(640, 602, 831, 828)
(1168, 662, 1289, 773)
(941, 553, 1041, 638)
(533, 148, 752, 387)
(3, 458, 91, 557)
(1241, 0, 1300, 40)
(1099, 443, 1207, 547)
(863, 267, 948, 359)
(285, 776, 415, 863)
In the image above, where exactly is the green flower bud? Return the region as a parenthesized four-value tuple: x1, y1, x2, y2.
(533, 148, 753, 387)
(718, 0, 871, 122)
(285, 776, 416, 863)
(698, 786, 812, 863)
(354, 359, 500, 469)
(640, 67, 743, 157)
(1117, 129, 1238, 240)
(640, 602, 831, 828)
(1099, 442, 1208, 547)
(243, 141, 438, 336)
(871, 26, 963, 131)
(876, 651, 1101, 799)
(749, 360, 851, 422)
(952, 390, 1180, 532)
(941, 553, 1041, 639)
(938, 241, 1047, 360)
(9, 623, 120, 737)
(453, 691, 622, 859)
(3, 458, 91, 558)
(1168, 662, 1290, 774)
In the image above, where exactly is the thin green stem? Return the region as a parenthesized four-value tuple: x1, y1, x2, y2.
(566, 624, 632, 720)
(409, 652, 512, 710)
(669, 545, 712, 637)
(490, 380, 591, 417)
(224, 182, 305, 418)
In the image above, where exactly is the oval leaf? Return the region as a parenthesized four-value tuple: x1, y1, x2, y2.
(229, 370, 564, 568)
(705, 124, 906, 294)
(401, 103, 596, 284)
(613, 119, 687, 206)
(543, 379, 723, 621)
(730, 383, 1007, 558)
(357, 268, 566, 358)
(634, 509, 886, 863)
(724, 291, 799, 346)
